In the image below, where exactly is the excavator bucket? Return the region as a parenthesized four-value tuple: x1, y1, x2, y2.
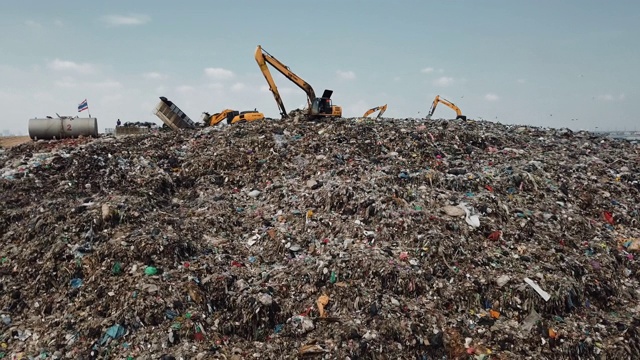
(322, 89, 333, 99)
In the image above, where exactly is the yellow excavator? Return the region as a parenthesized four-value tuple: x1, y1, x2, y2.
(363, 104, 388, 118)
(255, 45, 342, 119)
(427, 95, 467, 120)
(202, 109, 265, 127)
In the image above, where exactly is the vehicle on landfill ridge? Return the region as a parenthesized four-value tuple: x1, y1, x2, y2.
(203, 109, 265, 126)
(363, 104, 388, 118)
(121, 121, 158, 128)
(426, 95, 467, 120)
(255, 45, 342, 120)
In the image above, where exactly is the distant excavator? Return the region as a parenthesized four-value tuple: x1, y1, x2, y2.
(363, 104, 388, 118)
(202, 109, 265, 127)
(427, 95, 467, 120)
(255, 45, 342, 120)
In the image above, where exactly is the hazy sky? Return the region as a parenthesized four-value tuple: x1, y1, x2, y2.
(1, 0, 638, 134)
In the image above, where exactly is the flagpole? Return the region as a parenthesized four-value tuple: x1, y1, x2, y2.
(87, 100, 92, 118)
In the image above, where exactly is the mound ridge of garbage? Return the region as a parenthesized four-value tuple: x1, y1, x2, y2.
(1, 118, 639, 359)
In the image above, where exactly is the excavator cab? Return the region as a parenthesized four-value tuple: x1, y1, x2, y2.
(226, 111, 241, 124)
(311, 90, 342, 117)
(312, 90, 332, 115)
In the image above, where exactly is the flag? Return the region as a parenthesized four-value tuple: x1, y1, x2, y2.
(78, 99, 88, 112)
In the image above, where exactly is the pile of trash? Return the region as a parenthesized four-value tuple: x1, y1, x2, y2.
(1, 118, 639, 359)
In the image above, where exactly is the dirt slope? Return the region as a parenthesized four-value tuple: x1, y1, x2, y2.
(0, 136, 31, 148)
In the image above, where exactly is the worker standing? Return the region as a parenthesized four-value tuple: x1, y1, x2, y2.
(116, 119, 121, 126)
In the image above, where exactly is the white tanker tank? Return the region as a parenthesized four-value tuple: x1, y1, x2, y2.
(28, 115, 99, 140)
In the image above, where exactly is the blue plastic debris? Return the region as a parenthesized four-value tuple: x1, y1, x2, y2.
(165, 309, 178, 320)
(100, 324, 126, 346)
(70, 278, 83, 288)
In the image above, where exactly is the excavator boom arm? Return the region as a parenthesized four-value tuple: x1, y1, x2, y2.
(439, 97, 463, 116)
(428, 95, 464, 119)
(208, 109, 235, 126)
(255, 48, 288, 118)
(428, 96, 439, 117)
(255, 45, 317, 117)
(363, 104, 388, 118)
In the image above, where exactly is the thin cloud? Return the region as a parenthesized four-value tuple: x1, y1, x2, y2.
(53, 19, 64, 27)
(53, 78, 121, 89)
(260, 85, 295, 95)
(204, 67, 234, 79)
(90, 80, 122, 89)
(346, 100, 370, 117)
(337, 70, 356, 80)
(484, 93, 500, 102)
(102, 14, 151, 26)
(517, 78, 526, 84)
(597, 93, 625, 102)
(231, 82, 246, 92)
(143, 72, 167, 80)
(48, 59, 95, 74)
(54, 77, 122, 90)
(206, 83, 224, 90)
(433, 76, 454, 87)
(101, 94, 124, 104)
(420, 67, 434, 74)
(25, 20, 42, 29)
(176, 85, 195, 93)
(55, 77, 77, 88)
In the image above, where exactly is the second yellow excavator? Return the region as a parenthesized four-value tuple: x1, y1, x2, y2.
(202, 109, 265, 127)
(363, 104, 388, 118)
(427, 95, 467, 120)
(255, 45, 342, 119)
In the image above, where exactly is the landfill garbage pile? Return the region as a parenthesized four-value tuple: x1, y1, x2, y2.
(1, 118, 640, 359)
